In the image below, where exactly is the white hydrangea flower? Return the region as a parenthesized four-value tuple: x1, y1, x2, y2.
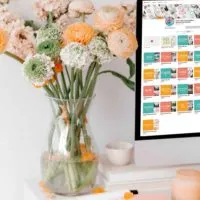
(60, 42, 93, 69)
(89, 36, 114, 64)
(23, 54, 54, 87)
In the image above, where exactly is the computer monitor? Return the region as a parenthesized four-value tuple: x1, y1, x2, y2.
(135, 0, 200, 166)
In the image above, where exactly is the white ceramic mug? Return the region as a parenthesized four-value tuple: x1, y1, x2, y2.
(105, 141, 134, 166)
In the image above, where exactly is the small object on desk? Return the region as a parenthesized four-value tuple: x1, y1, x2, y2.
(105, 141, 134, 166)
(123, 192, 135, 200)
(130, 190, 139, 195)
(172, 168, 200, 200)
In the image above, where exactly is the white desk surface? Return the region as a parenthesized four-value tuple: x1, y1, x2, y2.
(24, 179, 171, 200)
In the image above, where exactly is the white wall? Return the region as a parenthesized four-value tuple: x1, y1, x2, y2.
(0, 0, 135, 199)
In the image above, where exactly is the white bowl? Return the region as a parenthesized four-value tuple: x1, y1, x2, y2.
(105, 141, 134, 166)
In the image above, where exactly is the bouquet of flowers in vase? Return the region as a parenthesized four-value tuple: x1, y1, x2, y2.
(0, 0, 137, 195)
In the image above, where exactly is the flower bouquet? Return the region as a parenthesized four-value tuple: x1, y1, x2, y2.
(0, 0, 137, 196)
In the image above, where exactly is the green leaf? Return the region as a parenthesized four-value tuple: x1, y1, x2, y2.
(25, 20, 39, 30)
(98, 70, 135, 91)
(126, 58, 135, 79)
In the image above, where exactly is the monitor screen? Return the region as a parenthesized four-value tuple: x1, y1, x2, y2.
(136, 0, 200, 140)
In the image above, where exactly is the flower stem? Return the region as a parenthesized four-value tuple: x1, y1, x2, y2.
(84, 64, 101, 115)
(64, 65, 71, 83)
(4, 51, 24, 64)
(61, 71, 69, 99)
(47, 12, 54, 26)
(78, 70, 83, 90)
(70, 68, 75, 99)
(75, 69, 80, 99)
(81, 14, 86, 22)
(43, 85, 55, 97)
(55, 76, 65, 99)
(49, 81, 60, 98)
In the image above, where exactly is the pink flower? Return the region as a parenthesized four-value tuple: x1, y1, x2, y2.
(0, 6, 24, 34)
(68, 0, 95, 18)
(108, 27, 138, 59)
(0, 0, 9, 4)
(94, 5, 124, 32)
(55, 14, 76, 31)
(6, 27, 36, 60)
(34, 0, 71, 21)
(120, 1, 137, 31)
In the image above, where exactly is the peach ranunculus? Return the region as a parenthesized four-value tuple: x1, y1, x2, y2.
(68, 0, 95, 18)
(63, 22, 95, 45)
(107, 27, 138, 59)
(0, 29, 8, 53)
(94, 6, 124, 32)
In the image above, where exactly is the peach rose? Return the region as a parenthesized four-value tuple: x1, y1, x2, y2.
(63, 22, 95, 45)
(0, 29, 8, 53)
(94, 6, 124, 32)
(108, 27, 138, 59)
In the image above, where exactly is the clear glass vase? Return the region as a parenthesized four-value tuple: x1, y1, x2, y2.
(41, 97, 98, 196)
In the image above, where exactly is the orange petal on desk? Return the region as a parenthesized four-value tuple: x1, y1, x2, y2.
(124, 192, 135, 199)
(92, 187, 106, 194)
(39, 181, 54, 196)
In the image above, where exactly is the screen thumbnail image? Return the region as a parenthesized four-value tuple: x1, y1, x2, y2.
(144, 52, 160, 63)
(143, 102, 159, 115)
(144, 69, 160, 80)
(194, 35, 200, 46)
(143, 119, 159, 132)
(194, 83, 200, 94)
(177, 100, 193, 112)
(178, 35, 194, 46)
(144, 36, 160, 48)
(161, 52, 177, 63)
(178, 51, 193, 62)
(194, 100, 200, 111)
(143, 85, 160, 97)
(161, 68, 176, 79)
(161, 36, 176, 48)
(178, 84, 193, 95)
(160, 101, 176, 113)
(194, 51, 200, 62)
(194, 67, 200, 78)
(178, 68, 193, 79)
(160, 85, 176, 96)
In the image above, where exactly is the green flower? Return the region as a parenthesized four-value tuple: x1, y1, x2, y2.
(89, 36, 113, 64)
(37, 40, 61, 59)
(37, 24, 61, 44)
(23, 54, 54, 86)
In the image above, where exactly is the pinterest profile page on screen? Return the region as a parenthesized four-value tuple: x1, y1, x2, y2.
(141, 0, 200, 137)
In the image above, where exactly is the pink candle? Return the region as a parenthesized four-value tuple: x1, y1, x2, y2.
(172, 169, 200, 200)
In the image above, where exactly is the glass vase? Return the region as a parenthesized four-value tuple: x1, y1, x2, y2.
(41, 97, 98, 196)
